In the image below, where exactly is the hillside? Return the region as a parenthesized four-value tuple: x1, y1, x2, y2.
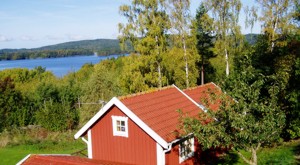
(0, 39, 131, 60)
(37, 39, 123, 52)
(244, 33, 259, 45)
(0, 35, 258, 61)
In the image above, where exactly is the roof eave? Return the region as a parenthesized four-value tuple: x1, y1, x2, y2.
(74, 97, 117, 139)
(74, 97, 169, 149)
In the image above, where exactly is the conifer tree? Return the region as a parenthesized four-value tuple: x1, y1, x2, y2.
(195, 3, 215, 85)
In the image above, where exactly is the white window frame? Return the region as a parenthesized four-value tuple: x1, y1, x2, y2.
(179, 137, 194, 163)
(111, 116, 128, 137)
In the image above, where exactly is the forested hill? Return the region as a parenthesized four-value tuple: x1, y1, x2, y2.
(0, 39, 131, 61)
(37, 39, 123, 52)
(0, 35, 257, 61)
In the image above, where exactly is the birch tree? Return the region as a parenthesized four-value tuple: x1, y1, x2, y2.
(168, 0, 198, 88)
(257, 0, 296, 51)
(119, 0, 170, 88)
(204, 0, 243, 76)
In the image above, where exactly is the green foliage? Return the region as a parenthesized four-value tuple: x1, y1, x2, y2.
(194, 3, 216, 84)
(250, 35, 300, 140)
(163, 47, 199, 88)
(119, 0, 170, 88)
(203, 0, 243, 76)
(257, 0, 297, 51)
(179, 56, 285, 165)
(284, 44, 300, 139)
(0, 77, 32, 131)
(83, 59, 123, 100)
(119, 54, 150, 93)
(35, 101, 79, 131)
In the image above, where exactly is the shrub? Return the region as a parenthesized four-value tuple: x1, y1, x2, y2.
(35, 101, 79, 131)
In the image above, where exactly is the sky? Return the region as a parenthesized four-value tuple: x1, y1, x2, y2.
(0, 0, 259, 49)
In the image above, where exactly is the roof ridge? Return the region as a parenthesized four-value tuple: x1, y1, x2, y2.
(118, 85, 175, 100)
(183, 82, 214, 91)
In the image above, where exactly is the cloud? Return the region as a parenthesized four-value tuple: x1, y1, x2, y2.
(0, 35, 13, 42)
(46, 35, 65, 40)
(20, 35, 37, 41)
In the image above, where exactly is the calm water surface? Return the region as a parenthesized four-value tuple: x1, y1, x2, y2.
(0, 55, 121, 77)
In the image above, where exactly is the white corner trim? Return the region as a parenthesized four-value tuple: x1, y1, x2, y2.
(172, 84, 208, 112)
(156, 143, 165, 165)
(81, 131, 93, 159)
(16, 154, 31, 165)
(74, 97, 169, 149)
(87, 129, 93, 159)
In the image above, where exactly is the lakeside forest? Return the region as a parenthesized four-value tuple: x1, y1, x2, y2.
(0, 0, 300, 164)
(0, 39, 131, 60)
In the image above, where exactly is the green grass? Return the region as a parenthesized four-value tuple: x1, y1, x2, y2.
(0, 138, 299, 165)
(0, 140, 85, 165)
(213, 140, 300, 165)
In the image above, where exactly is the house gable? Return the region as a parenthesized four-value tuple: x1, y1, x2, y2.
(90, 105, 157, 164)
(74, 97, 169, 149)
(74, 83, 224, 165)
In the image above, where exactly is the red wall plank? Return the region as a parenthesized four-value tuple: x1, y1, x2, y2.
(91, 106, 156, 165)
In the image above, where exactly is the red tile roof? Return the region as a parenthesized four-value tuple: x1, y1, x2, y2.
(19, 154, 133, 165)
(184, 82, 223, 111)
(121, 86, 203, 142)
(74, 83, 225, 147)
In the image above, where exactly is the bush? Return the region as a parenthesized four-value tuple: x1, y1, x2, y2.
(35, 101, 79, 131)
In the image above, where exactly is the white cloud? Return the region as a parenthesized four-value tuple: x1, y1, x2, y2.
(46, 35, 65, 40)
(0, 35, 13, 42)
(20, 35, 37, 41)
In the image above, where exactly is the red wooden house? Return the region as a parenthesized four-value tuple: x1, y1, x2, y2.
(74, 82, 222, 165)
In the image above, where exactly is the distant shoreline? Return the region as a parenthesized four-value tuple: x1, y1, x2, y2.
(0, 38, 132, 61)
(0, 53, 128, 61)
(0, 54, 126, 77)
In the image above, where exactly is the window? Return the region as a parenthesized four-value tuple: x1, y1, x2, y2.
(112, 116, 128, 137)
(179, 137, 194, 163)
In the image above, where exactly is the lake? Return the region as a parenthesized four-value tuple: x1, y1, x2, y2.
(0, 55, 121, 77)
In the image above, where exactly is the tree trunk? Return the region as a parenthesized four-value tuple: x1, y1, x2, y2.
(155, 35, 162, 89)
(157, 62, 162, 89)
(271, 12, 278, 52)
(182, 36, 189, 88)
(201, 65, 204, 85)
(201, 52, 204, 85)
(250, 147, 258, 165)
(237, 144, 260, 165)
(225, 48, 229, 76)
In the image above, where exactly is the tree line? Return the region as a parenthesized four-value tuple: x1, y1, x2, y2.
(0, 0, 299, 164)
(0, 39, 130, 61)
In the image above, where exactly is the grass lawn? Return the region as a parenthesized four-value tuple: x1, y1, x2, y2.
(0, 139, 299, 165)
(213, 139, 300, 165)
(0, 140, 85, 165)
